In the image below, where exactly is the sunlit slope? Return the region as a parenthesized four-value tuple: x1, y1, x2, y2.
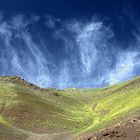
(0, 76, 93, 140)
(66, 77, 140, 138)
(1, 76, 140, 140)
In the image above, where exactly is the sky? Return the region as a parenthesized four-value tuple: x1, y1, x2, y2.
(0, 0, 140, 88)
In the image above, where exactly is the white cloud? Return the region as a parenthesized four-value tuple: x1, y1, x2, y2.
(45, 15, 60, 28)
(107, 51, 139, 85)
(0, 14, 140, 88)
(0, 14, 54, 87)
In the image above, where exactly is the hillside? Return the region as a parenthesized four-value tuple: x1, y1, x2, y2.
(0, 76, 140, 140)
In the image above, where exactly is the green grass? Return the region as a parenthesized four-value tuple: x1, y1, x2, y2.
(1, 76, 140, 139)
(0, 116, 7, 125)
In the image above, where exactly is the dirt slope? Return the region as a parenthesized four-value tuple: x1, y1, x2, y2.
(81, 115, 140, 140)
(1, 76, 140, 140)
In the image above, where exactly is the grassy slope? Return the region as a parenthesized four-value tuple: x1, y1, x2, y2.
(0, 76, 140, 139)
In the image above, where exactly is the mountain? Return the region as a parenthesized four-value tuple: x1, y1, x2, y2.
(0, 76, 140, 140)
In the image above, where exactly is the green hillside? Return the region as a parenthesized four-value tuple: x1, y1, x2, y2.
(0, 76, 140, 140)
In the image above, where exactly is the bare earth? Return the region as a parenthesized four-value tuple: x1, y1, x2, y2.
(81, 116, 140, 140)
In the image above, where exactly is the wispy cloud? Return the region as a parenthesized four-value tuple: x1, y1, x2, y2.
(45, 15, 60, 29)
(0, 14, 54, 87)
(107, 51, 139, 85)
(0, 14, 140, 88)
(52, 18, 140, 88)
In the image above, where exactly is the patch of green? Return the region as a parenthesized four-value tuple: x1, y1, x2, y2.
(1, 76, 140, 139)
(0, 116, 10, 126)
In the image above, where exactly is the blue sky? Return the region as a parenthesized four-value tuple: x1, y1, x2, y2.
(0, 0, 139, 46)
(0, 0, 140, 88)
